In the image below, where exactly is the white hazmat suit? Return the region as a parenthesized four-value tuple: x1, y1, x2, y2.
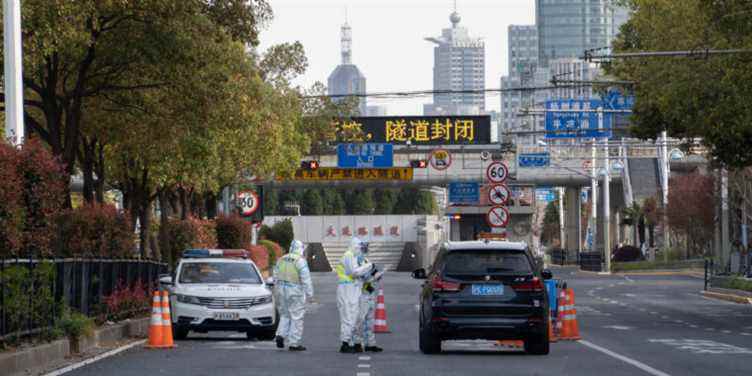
(273, 240, 314, 349)
(353, 256, 383, 350)
(336, 237, 373, 351)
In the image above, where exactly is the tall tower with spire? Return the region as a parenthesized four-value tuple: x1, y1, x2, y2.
(424, 2, 485, 115)
(328, 18, 367, 115)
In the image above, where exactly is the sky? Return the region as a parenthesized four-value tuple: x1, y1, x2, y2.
(258, 0, 535, 115)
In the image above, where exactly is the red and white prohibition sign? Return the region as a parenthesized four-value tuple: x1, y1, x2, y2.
(486, 206, 510, 228)
(488, 184, 511, 206)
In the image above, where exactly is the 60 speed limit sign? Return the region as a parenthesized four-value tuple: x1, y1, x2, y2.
(486, 162, 508, 183)
(236, 190, 260, 217)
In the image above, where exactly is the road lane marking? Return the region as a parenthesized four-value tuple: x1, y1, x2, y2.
(689, 325, 698, 328)
(649, 339, 752, 355)
(603, 325, 633, 330)
(741, 333, 751, 336)
(356, 373, 370, 376)
(722, 330, 732, 334)
(43, 340, 147, 376)
(359, 356, 371, 361)
(578, 340, 671, 376)
(358, 364, 371, 368)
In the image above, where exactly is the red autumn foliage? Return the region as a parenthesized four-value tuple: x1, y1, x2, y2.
(0, 142, 24, 256)
(667, 173, 715, 256)
(103, 279, 150, 322)
(188, 216, 217, 249)
(0, 139, 67, 257)
(55, 204, 134, 258)
(215, 215, 251, 249)
(246, 245, 270, 271)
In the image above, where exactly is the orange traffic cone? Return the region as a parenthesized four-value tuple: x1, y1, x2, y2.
(160, 290, 175, 348)
(373, 287, 390, 333)
(146, 291, 164, 348)
(555, 289, 567, 338)
(560, 288, 581, 340)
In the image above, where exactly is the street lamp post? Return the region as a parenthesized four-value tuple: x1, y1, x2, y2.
(599, 107, 611, 273)
(3, 0, 25, 145)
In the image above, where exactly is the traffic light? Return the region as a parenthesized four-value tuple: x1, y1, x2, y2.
(410, 160, 428, 168)
(301, 160, 319, 170)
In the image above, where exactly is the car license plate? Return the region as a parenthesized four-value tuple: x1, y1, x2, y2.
(213, 312, 240, 321)
(472, 284, 504, 296)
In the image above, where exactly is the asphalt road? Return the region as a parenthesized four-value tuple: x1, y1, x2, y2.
(64, 268, 752, 376)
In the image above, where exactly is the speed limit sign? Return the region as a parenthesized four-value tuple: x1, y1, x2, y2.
(236, 190, 260, 217)
(486, 162, 508, 183)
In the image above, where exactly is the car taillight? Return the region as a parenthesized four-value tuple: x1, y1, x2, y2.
(432, 276, 461, 292)
(512, 277, 544, 292)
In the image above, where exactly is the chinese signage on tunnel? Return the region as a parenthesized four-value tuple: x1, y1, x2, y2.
(334, 116, 491, 145)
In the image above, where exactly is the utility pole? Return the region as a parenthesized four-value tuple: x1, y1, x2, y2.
(660, 130, 670, 261)
(558, 187, 565, 252)
(4, 0, 25, 145)
(600, 107, 611, 273)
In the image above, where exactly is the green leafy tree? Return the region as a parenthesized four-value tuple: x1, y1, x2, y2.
(301, 189, 324, 215)
(374, 189, 397, 214)
(323, 189, 346, 215)
(351, 190, 375, 215)
(610, 0, 752, 168)
(541, 201, 560, 247)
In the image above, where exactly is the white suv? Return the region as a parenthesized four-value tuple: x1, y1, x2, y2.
(161, 249, 277, 340)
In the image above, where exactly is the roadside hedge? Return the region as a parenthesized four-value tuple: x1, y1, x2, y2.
(215, 215, 251, 249)
(54, 204, 133, 258)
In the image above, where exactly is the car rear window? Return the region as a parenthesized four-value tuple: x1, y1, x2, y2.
(443, 250, 532, 275)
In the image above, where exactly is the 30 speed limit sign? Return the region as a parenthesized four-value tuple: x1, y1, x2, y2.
(236, 190, 260, 217)
(486, 206, 510, 228)
(486, 162, 508, 183)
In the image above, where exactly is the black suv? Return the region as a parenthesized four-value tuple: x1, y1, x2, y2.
(413, 241, 552, 355)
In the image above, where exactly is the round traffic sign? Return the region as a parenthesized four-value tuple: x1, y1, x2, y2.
(486, 162, 508, 183)
(236, 190, 260, 217)
(488, 184, 511, 206)
(486, 206, 510, 228)
(430, 149, 452, 170)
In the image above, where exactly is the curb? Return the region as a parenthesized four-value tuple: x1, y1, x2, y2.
(614, 270, 705, 279)
(1, 317, 149, 376)
(700, 290, 752, 305)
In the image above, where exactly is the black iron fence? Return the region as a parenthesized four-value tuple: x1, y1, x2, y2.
(579, 252, 603, 272)
(0, 258, 166, 341)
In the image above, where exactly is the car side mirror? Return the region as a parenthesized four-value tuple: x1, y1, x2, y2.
(412, 268, 427, 280)
(542, 269, 553, 280)
(265, 277, 275, 287)
(159, 275, 173, 285)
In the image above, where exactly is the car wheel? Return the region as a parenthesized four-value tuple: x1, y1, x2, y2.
(524, 331, 550, 355)
(173, 325, 189, 340)
(419, 322, 441, 354)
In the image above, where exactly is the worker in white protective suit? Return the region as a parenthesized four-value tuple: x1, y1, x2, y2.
(335, 237, 373, 353)
(353, 246, 384, 353)
(273, 240, 314, 351)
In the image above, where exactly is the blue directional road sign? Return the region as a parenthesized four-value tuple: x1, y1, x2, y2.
(544, 90, 634, 139)
(535, 188, 555, 203)
(448, 182, 479, 204)
(518, 153, 550, 168)
(337, 143, 393, 168)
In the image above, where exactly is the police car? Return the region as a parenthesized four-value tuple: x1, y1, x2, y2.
(160, 249, 277, 340)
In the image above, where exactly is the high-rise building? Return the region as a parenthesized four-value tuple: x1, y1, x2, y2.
(536, 0, 629, 66)
(424, 7, 485, 115)
(328, 21, 367, 115)
(500, 25, 548, 145)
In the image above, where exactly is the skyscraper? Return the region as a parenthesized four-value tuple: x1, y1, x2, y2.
(424, 7, 485, 116)
(328, 21, 367, 115)
(536, 0, 629, 66)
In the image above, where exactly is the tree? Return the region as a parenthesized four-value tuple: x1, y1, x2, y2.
(610, 0, 752, 168)
(541, 201, 560, 247)
(323, 189, 346, 215)
(301, 189, 324, 215)
(667, 173, 715, 258)
(374, 189, 397, 214)
(351, 190, 375, 215)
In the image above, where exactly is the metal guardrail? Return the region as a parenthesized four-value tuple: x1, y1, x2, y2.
(0, 258, 166, 341)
